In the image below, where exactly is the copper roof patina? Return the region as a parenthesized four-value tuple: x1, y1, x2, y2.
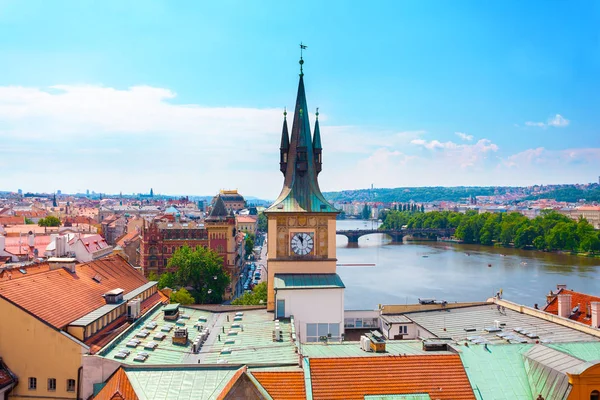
(267, 62, 337, 214)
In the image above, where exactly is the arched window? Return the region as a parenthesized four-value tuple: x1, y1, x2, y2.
(591, 390, 600, 400)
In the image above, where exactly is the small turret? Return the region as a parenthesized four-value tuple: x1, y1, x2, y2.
(313, 108, 322, 175)
(279, 109, 290, 175)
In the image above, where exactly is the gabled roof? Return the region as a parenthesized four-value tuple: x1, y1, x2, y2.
(543, 288, 600, 326)
(0, 254, 148, 328)
(252, 370, 306, 399)
(0, 357, 17, 391)
(308, 355, 475, 400)
(207, 195, 228, 220)
(93, 367, 138, 400)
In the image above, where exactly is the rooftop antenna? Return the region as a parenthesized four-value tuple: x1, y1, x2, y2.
(299, 42, 307, 76)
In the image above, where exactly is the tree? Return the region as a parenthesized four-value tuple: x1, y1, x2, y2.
(147, 271, 160, 282)
(257, 213, 268, 232)
(361, 205, 371, 220)
(38, 216, 61, 227)
(170, 288, 195, 305)
(24, 217, 34, 225)
(244, 234, 255, 257)
(158, 272, 176, 289)
(231, 282, 267, 305)
(168, 245, 230, 304)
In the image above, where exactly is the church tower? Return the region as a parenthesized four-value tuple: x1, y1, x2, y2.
(265, 51, 344, 342)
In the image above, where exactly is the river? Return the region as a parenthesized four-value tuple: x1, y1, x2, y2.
(335, 219, 600, 310)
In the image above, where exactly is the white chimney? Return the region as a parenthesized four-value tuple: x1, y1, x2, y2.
(27, 231, 35, 247)
(0, 235, 5, 253)
(592, 302, 600, 329)
(558, 294, 572, 318)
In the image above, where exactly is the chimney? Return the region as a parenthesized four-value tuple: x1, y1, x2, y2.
(557, 284, 567, 291)
(592, 302, 600, 329)
(558, 294, 572, 318)
(27, 231, 35, 247)
(0, 235, 5, 253)
(546, 290, 556, 304)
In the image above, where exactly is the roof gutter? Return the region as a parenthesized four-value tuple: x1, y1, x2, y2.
(303, 357, 314, 400)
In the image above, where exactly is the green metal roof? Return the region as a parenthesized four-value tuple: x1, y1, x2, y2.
(100, 306, 298, 366)
(163, 303, 179, 311)
(547, 342, 600, 362)
(364, 395, 431, 400)
(458, 343, 534, 400)
(274, 274, 345, 290)
(125, 366, 240, 399)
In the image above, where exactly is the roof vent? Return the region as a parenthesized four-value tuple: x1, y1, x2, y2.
(104, 288, 124, 304)
(423, 340, 449, 352)
(92, 274, 102, 283)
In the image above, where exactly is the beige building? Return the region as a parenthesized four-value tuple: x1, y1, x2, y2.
(566, 206, 600, 229)
(0, 254, 164, 399)
(236, 215, 258, 235)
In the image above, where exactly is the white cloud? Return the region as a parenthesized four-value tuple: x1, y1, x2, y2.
(524, 114, 569, 128)
(455, 132, 473, 141)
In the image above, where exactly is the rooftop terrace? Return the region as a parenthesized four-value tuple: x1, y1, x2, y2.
(99, 306, 299, 366)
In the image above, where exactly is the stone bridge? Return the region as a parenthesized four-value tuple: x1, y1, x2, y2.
(336, 228, 456, 243)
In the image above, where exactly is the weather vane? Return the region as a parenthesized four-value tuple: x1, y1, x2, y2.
(299, 42, 307, 75)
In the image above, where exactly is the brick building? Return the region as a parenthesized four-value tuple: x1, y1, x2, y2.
(139, 195, 241, 299)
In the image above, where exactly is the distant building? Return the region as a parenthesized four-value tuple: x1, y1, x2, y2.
(236, 215, 258, 235)
(213, 190, 245, 213)
(561, 206, 600, 229)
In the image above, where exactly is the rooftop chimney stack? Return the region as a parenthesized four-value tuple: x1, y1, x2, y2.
(27, 231, 35, 247)
(558, 294, 572, 319)
(0, 234, 5, 253)
(592, 302, 600, 328)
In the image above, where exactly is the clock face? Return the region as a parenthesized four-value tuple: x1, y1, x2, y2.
(290, 232, 314, 256)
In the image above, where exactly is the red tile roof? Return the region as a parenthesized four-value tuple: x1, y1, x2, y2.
(0, 216, 25, 225)
(252, 370, 306, 399)
(116, 230, 140, 247)
(0, 263, 52, 282)
(309, 355, 475, 400)
(3, 235, 52, 257)
(93, 367, 138, 400)
(0, 358, 17, 390)
(543, 288, 600, 325)
(73, 234, 109, 254)
(0, 254, 148, 328)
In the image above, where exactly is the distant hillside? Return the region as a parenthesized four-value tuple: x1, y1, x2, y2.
(525, 187, 600, 203)
(323, 186, 500, 203)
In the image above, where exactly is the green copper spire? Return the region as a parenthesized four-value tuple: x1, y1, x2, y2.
(313, 108, 322, 150)
(267, 56, 336, 214)
(279, 108, 290, 175)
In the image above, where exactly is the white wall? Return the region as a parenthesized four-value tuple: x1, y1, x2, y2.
(275, 287, 344, 343)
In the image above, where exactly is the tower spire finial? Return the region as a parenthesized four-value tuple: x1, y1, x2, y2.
(299, 42, 307, 76)
(284, 107, 287, 119)
(316, 107, 319, 119)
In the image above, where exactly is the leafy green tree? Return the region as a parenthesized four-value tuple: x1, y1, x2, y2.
(147, 271, 160, 282)
(514, 225, 537, 249)
(24, 217, 34, 224)
(158, 272, 176, 289)
(257, 213, 268, 232)
(244, 234, 255, 256)
(361, 205, 371, 220)
(38, 216, 61, 227)
(546, 222, 577, 251)
(231, 282, 267, 305)
(170, 288, 195, 305)
(168, 245, 230, 304)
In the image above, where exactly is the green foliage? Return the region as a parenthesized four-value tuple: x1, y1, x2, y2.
(157, 272, 176, 290)
(380, 209, 600, 253)
(257, 213, 268, 232)
(170, 288, 195, 305)
(147, 271, 160, 282)
(525, 187, 600, 203)
(244, 234, 255, 256)
(361, 205, 371, 220)
(231, 282, 267, 305)
(24, 217, 34, 224)
(38, 215, 61, 227)
(167, 245, 230, 304)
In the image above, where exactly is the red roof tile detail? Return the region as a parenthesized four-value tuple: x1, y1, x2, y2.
(116, 231, 140, 247)
(0, 255, 148, 328)
(252, 371, 306, 400)
(543, 288, 600, 325)
(0, 263, 52, 282)
(0, 216, 25, 225)
(309, 355, 475, 400)
(0, 358, 17, 390)
(93, 367, 138, 400)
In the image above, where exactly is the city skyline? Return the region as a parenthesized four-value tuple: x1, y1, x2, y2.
(1, 1, 599, 198)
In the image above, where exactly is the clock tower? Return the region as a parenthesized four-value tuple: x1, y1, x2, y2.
(265, 53, 345, 342)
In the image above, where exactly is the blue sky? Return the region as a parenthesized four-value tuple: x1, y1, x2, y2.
(0, 0, 599, 198)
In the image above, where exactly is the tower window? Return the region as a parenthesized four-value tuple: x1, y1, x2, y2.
(28, 377, 37, 390)
(48, 378, 56, 391)
(67, 379, 76, 392)
(591, 390, 600, 400)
